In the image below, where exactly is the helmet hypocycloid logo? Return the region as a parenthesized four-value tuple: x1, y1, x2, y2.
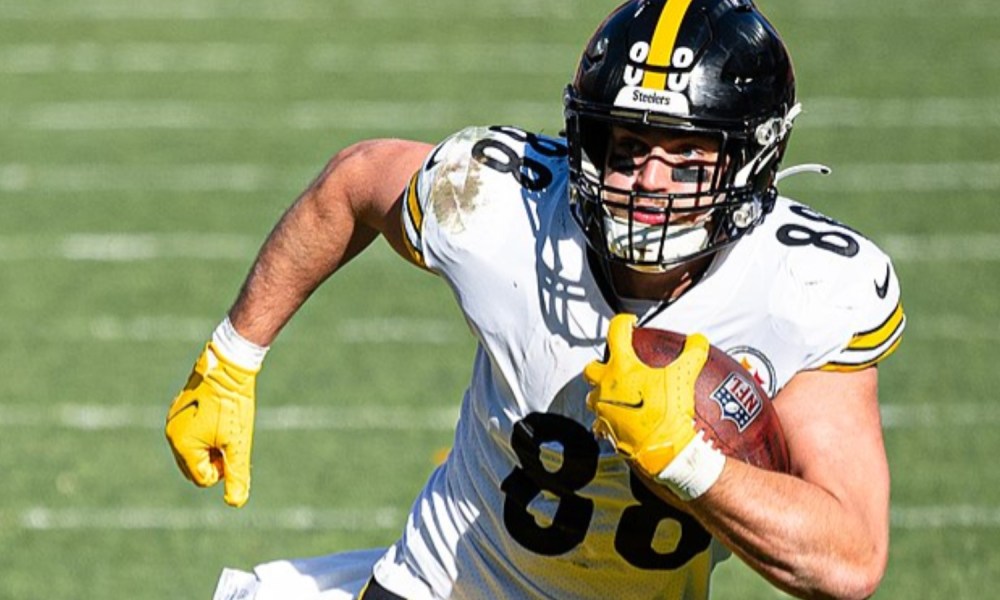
(617, 42, 694, 115)
(623, 42, 694, 91)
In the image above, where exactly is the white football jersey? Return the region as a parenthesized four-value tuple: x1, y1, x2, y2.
(371, 125, 904, 600)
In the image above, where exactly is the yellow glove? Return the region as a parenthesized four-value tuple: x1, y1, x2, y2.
(584, 314, 710, 477)
(165, 342, 257, 508)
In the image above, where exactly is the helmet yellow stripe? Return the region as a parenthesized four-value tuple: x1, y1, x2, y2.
(642, 0, 694, 90)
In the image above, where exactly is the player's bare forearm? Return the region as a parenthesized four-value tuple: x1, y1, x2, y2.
(690, 463, 885, 599)
(227, 139, 432, 345)
(687, 368, 888, 600)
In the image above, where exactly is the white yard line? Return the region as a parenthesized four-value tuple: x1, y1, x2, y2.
(0, 233, 261, 261)
(0, 0, 581, 21)
(0, 401, 993, 432)
(890, 505, 1000, 529)
(6, 307, 990, 347)
(879, 403, 1000, 429)
(0, 98, 996, 130)
(0, 164, 293, 192)
(6, 100, 553, 131)
(1, 0, 994, 21)
(2, 161, 999, 194)
(19, 314, 464, 344)
(3, 232, 1000, 262)
(0, 403, 458, 431)
(818, 163, 1000, 193)
(880, 233, 1000, 262)
(0, 42, 576, 74)
(18, 506, 405, 531)
(803, 98, 1000, 128)
(10, 504, 1000, 531)
(797, 1, 1000, 19)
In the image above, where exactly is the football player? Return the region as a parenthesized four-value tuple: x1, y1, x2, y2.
(166, 1, 904, 598)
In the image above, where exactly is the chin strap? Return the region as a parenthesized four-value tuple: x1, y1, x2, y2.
(775, 163, 832, 183)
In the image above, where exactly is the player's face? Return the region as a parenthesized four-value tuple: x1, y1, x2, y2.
(601, 126, 722, 225)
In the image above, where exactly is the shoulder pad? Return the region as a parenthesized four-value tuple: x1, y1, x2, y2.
(765, 199, 905, 371)
(400, 126, 568, 268)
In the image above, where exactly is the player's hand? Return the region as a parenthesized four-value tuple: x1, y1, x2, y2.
(584, 314, 710, 477)
(165, 342, 258, 507)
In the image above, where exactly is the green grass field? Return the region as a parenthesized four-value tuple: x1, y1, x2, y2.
(1, 0, 998, 597)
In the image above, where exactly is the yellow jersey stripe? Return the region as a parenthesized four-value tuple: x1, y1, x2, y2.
(642, 0, 694, 90)
(405, 171, 423, 233)
(400, 226, 425, 268)
(400, 170, 426, 268)
(821, 335, 903, 372)
(848, 302, 905, 351)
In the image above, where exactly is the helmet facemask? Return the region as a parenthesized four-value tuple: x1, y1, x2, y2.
(568, 107, 794, 273)
(564, 0, 798, 274)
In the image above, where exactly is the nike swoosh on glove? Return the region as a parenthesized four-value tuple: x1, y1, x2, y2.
(166, 342, 258, 507)
(584, 314, 710, 477)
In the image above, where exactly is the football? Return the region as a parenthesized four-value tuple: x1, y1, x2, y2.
(631, 326, 790, 474)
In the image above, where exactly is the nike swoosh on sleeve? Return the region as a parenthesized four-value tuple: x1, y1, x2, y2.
(424, 143, 445, 171)
(874, 265, 891, 299)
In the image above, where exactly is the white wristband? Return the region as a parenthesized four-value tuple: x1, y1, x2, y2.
(654, 432, 726, 501)
(211, 316, 269, 370)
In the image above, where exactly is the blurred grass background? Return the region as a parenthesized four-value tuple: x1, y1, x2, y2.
(0, 0, 998, 597)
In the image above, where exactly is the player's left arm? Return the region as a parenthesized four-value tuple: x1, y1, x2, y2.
(687, 366, 889, 600)
(683, 234, 900, 599)
(587, 315, 891, 599)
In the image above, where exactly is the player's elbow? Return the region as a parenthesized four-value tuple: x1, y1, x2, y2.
(807, 538, 887, 600)
(315, 139, 425, 218)
(831, 561, 885, 600)
(320, 139, 398, 196)
(846, 526, 888, 600)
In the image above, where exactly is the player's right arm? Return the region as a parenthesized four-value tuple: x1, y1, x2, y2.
(165, 138, 432, 507)
(229, 138, 433, 346)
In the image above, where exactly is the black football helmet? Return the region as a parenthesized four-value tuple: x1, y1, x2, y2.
(565, 0, 798, 272)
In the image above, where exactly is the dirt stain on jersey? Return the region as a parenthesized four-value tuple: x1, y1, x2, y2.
(429, 130, 484, 233)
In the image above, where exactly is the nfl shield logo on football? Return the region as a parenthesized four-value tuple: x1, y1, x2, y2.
(710, 373, 763, 432)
